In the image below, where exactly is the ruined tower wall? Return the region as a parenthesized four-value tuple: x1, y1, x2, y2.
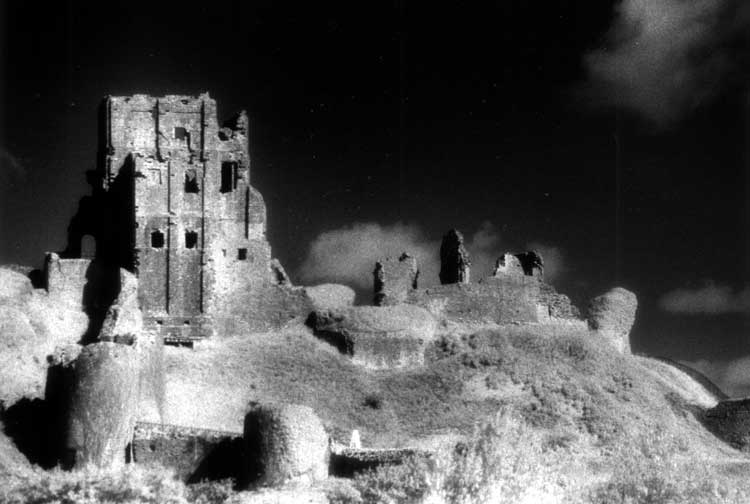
(104, 94, 278, 340)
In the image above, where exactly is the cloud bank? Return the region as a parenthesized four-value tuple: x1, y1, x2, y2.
(687, 357, 750, 397)
(659, 283, 750, 314)
(584, 0, 750, 125)
(297, 221, 565, 291)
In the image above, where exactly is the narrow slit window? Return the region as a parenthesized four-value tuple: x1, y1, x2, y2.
(221, 162, 238, 193)
(151, 230, 165, 248)
(185, 230, 198, 249)
(238, 248, 248, 260)
(184, 169, 199, 193)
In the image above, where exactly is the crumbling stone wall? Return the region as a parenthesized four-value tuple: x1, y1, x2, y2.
(373, 253, 419, 306)
(243, 403, 329, 487)
(66, 342, 139, 470)
(493, 251, 543, 279)
(439, 229, 470, 284)
(308, 305, 437, 370)
(407, 276, 541, 324)
(58, 93, 311, 340)
(395, 241, 581, 326)
(44, 254, 92, 309)
(132, 422, 243, 482)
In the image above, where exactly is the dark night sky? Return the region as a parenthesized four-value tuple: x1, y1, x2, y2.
(2, 1, 750, 393)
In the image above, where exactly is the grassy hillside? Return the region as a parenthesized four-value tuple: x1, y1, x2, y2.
(147, 324, 728, 454)
(5, 322, 750, 503)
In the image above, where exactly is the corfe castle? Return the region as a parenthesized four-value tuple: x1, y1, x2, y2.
(15, 93, 649, 485)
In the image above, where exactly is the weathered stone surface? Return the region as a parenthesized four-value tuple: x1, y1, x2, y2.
(270, 259, 292, 286)
(538, 283, 580, 320)
(308, 305, 437, 369)
(439, 229, 470, 285)
(587, 287, 638, 354)
(304, 284, 356, 311)
(244, 403, 329, 487)
(373, 253, 419, 306)
(58, 94, 311, 341)
(407, 277, 541, 325)
(493, 251, 543, 279)
(0, 268, 33, 302)
(132, 422, 243, 482)
(99, 269, 143, 343)
(66, 342, 139, 469)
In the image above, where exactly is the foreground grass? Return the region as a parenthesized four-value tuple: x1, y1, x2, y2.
(5, 410, 750, 504)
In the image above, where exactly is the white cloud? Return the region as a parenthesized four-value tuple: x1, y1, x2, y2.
(297, 221, 565, 291)
(686, 357, 750, 397)
(659, 283, 750, 314)
(297, 222, 438, 290)
(583, 0, 750, 125)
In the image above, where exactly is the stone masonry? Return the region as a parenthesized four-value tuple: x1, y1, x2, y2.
(49, 94, 311, 342)
(373, 253, 419, 306)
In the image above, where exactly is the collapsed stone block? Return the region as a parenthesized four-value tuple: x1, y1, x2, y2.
(373, 253, 419, 306)
(243, 403, 329, 487)
(439, 229, 470, 285)
(493, 251, 543, 279)
(307, 305, 438, 370)
(66, 342, 139, 470)
(587, 287, 638, 354)
(304, 284, 356, 311)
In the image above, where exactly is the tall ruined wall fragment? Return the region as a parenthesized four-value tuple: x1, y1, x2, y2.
(439, 230, 470, 285)
(373, 253, 419, 306)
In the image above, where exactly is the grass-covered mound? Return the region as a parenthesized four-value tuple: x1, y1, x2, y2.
(151, 323, 728, 457)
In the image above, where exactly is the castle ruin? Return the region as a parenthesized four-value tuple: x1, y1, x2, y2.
(49, 93, 310, 343)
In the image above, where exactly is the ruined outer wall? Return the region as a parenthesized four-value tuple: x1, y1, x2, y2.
(45, 254, 91, 309)
(406, 276, 541, 324)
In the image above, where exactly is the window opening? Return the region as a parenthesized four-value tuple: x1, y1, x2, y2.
(185, 230, 198, 249)
(238, 248, 248, 260)
(184, 169, 199, 193)
(221, 162, 239, 193)
(151, 230, 165, 248)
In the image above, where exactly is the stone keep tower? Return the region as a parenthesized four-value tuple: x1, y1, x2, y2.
(103, 93, 272, 342)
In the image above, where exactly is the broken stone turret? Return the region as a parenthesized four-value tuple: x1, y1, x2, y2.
(243, 403, 329, 487)
(494, 251, 543, 279)
(439, 229, 471, 285)
(373, 253, 419, 306)
(587, 287, 638, 354)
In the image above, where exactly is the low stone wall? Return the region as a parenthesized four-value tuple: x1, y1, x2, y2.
(329, 445, 432, 477)
(132, 422, 243, 482)
(407, 276, 540, 325)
